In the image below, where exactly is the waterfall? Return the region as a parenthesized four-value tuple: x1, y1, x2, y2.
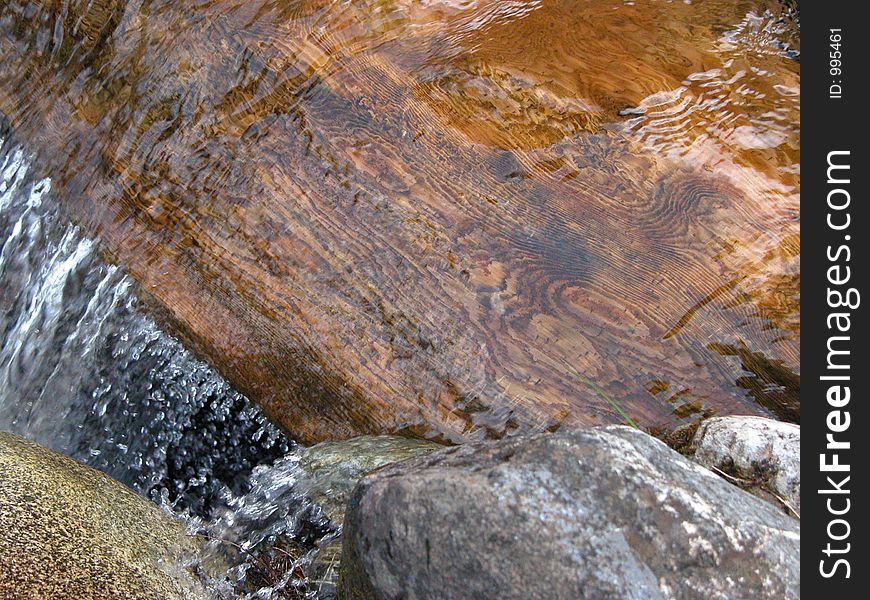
(0, 139, 333, 598)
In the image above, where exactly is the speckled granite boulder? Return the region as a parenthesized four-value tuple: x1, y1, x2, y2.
(340, 426, 799, 600)
(691, 416, 800, 513)
(0, 432, 212, 599)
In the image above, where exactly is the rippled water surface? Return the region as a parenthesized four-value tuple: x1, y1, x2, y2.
(1, 0, 798, 597)
(0, 0, 799, 450)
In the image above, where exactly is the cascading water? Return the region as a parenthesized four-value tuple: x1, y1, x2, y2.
(0, 138, 337, 599)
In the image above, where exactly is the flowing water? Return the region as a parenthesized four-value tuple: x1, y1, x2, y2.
(0, 0, 800, 443)
(0, 140, 335, 598)
(0, 0, 798, 596)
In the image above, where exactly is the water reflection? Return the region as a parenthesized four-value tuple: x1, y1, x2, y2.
(0, 0, 800, 442)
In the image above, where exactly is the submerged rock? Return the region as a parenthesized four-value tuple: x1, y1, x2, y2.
(0, 0, 800, 444)
(691, 416, 800, 514)
(300, 435, 443, 524)
(0, 432, 212, 599)
(340, 426, 800, 600)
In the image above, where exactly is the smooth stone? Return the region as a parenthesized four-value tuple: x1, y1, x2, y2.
(691, 416, 800, 514)
(0, 432, 212, 600)
(300, 435, 443, 525)
(340, 426, 800, 600)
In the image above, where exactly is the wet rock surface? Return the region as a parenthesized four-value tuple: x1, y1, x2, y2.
(0, 145, 329, 598)
(0, 0, 801, 444)
(691, 416, 800, 514)
(0, 144, 293, 519)
(340, 426, 800, 600)
(296, 435, 443, 599)
(0, 432, 212, 600)
(300, 435, 443, 524)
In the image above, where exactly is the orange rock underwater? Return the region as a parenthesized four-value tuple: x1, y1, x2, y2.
(0, 0, 800, 444)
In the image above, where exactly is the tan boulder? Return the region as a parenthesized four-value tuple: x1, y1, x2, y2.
(0, 432, 212, 600)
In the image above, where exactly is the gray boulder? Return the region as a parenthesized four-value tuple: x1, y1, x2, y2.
(0, 432, 212, 599)
(340, 426, 799, 600)
(691, 416, 800, 514)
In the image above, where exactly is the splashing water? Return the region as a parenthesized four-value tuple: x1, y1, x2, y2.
(0, 138, 335, 598)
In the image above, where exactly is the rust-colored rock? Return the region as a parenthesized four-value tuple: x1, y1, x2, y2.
(0, 0, 799, 444)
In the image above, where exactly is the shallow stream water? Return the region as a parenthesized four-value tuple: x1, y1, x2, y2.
(0, 0, 799, 597)
(0, 0, 801, 442)
(0, 140, 333, 598)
